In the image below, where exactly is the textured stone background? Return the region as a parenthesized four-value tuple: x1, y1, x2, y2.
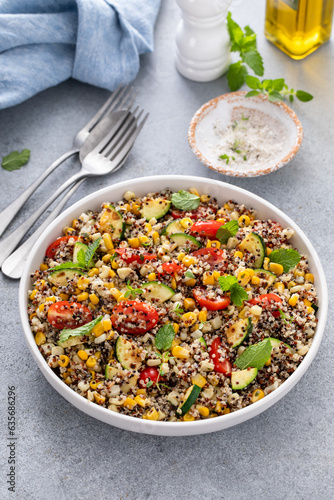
(0, 1, 333, 499)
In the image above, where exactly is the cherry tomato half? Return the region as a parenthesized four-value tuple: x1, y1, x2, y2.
(248, 293, 282, 317)
(115, 248, 157, 265)
(45, 236, 78, 259)
(47, 301, 92, 330)
(138, 367, 160, 388)
(190, 221, 224, 239)
(192, 248, 228, 271)
(160, 261, 183, 275)
(209, 337, 232, 376)
(110, 300, 159, 335)
(193, 287, 230, 311)
(171, 206, 216, 220)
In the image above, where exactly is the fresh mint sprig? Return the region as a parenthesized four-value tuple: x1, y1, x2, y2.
(48, 262, 85, 272)
(216, 220, 239, 245)
(218, 275, 248, 307)
(124, 281, 143, 299)
(235, 338, 272, 370)
(59, 316, 103, 344)
(268, 248, 301, 273)
(171, 190, 200, 211)
(2, 149, 30, 171)
(245, 76, 313, 103)
(155, 323, 175, 352)
(77, 237, 102, 268)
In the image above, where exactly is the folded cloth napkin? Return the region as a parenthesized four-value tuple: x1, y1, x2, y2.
(0, 0, 161, 109)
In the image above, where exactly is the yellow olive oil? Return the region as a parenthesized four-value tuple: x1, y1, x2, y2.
(265, 0, 334, 59)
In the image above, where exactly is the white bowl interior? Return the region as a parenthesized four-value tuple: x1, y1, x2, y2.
(19, 175, 328, 436)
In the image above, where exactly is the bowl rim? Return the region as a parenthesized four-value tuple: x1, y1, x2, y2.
(19, 175, 328, 436)
(188, 91, 304, 178)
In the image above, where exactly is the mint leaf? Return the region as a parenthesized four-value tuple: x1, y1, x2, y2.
(269, 248, 301, 273)
(218, 275, 237, 291)
(271, 78, 285, 91)
(230, 284, 249, 307)
(171, 190, 200, 211)
(77, 248, 87, 268)
(227, 12, 244, 47)
(268, 90, 283, 102)
(84, 237, 101, 267)
(155, 323, 175, 352)
(245, 75, 261, 90)
(235, 338, 272, 369)
(226, 61, 248, 91)
(216, 220, 239, 244)
(48, 262, 85, 272)
(242, 49, 264, 76)
(2, 149, 30, 171)
(296, 90, 313, 102)
(59, 316, 103, 344)
(185, 270, 195, 279)
(245, 90, 260, 98)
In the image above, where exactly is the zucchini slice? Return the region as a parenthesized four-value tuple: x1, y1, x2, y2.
(169, 233, 202, 250)
(141, 282, 174, 303)
(226, 318, 252, 348)
(253, 269, 276, 288)
(48, 268, 85, 287)
(58, 335, 85, 349)
(141, 198, 171, 221)
(105, 365, 121, 380)
(231, 368, 258, 390)
(268, 337, 293, 360)
(99, 205, 124, 240)
(180, 384, 201, 416)
(238, 232, 266, 268)
(73, 241, 96, 268)
(115, 337, 142, 370)
(162, 220, 185, 236)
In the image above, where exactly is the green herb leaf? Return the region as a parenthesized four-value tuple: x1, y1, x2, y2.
(296, 90, 313, 102)
(155, 323, 175, 352)
(230, 284, 249, 307)
(76, 248, 87, 268)
(269, 248, 301, 273)
(84, 237, 101, 267)
(59, 316, 103, 344)
(2, 149, 30, 171)
(242, 49, 264, 76)
(173, 303, 184, 317)
(271, 78, 285, 91)
(216, 220, 239, 245)
(268, 90, 283, 102)
(218, 275, 237, 291)
(48, 262, 85, 272)
(185, 270, 195, 279)
(171, 190, 200, 211)
(245, 90, 260, 98)
(146, 380, 154, 388)
(245, 75, 261, 90)
(219, 153, 231, 164)
(235, 338, 272, 370)
(125, 282, 144, 299)
(226, 61, 248, 91)
(278, 308, 293, 325)
(227, 12, 244, 47)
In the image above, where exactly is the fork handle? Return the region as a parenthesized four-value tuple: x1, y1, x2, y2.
(0, 148, 78, 238)
(0, 170, 86, 267)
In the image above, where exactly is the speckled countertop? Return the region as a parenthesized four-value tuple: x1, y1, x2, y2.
(0, 1, 333, 499)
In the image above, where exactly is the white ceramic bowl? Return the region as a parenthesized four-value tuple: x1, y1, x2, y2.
(188, 92, 303, 177)
(19, 175, 327, 436)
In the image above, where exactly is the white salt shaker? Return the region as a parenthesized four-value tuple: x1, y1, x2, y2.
(176, 0, 232, 82)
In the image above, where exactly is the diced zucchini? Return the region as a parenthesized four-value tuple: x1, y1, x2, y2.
(162, 220, 184, 236)
(231, 368, 258, 390)
(238, 232, 266, 268)
(105, 365, 121, 380)
(141, 198, 171, 221)
(199, 336, 207, 348)
(226, 318, 252, 348)
(253, 269, 276, 287)
(180, 384, 201, 416)
(115, 337, 142, 370)
(311, 303, 318, 313)
(169, 233, 202, 250)
(58, 335, 85, 348)
(141, 282, 174, 303)
(99, 205, 124, 240)
(48, 268, 85, 287)
(268, 337, 293, 360)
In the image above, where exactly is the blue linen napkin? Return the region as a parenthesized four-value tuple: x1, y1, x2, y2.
(0, 0, 161, 109)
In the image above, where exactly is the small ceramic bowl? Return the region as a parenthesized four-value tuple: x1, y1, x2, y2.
(188, 91, 303, 177)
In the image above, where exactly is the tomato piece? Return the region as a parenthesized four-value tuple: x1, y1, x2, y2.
(171, 206, 216, 220)
(45, 236, 78, 259)
(115, 248, 157, 264)
(191, 248, 228, 271)
(160, 261, 183, 275)
(47, 301, 92, 330)
(110, 300, 159, 335)
(190, 221, 224, 238)
(248, 294, 282, 317)
(209, 337, 232, 376)
(193, 287, 230, 311)
(138, 367, 160, 388)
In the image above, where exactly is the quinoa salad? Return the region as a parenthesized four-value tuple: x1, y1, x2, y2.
(27, 188, 318, 422)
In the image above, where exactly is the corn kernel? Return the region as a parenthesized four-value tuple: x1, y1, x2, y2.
(139, 235, 149, 245)
(180, 218, 193, 229)
(289, 294, 299, 307)
(266, 247, 273, 256)
(212, 270, 221, 280)
(197, 406, 210, 417)
(29, 313, 37, 320)
(111, 260, 119, 269)
(185, 278, 196, 287)
(134, 395, 147, 407)
(59, 293, 69, 301)
(191, 374, 206, 388)
(103, 319, 112, 332)
(294, 269, 305, 278)
(305, 273, 314, 283)
(183, 298, 195, 310)
(206, 240, 221, 249)
(177, 252, 186, 261)
(171, 278, 177, 290)
(144, 223, 152, 233)
(88, 293, 99, 305)
(307, 306, 313, 314)
(58, 355, 70, 367)
(77, 276, 90, 290)
(172, 345, 190, 359)
(251, 276, 261, 286)
(145, 408, 159, 420)
(92, 322, 104, 337)
(90, 380, 99, 390)
(200, 194, 210, 203)
(78, 350, 88, 361)
(251, 389, 265, 403)
(45, 296, 56, 302)
(181, 312, 197, 327)
(265, 357, 271, 366)
(65, 227, 76, 236)
(136, 389, 146, 396)
(288, 281, 297, 289)
(72, 219, 79, 229)
(189, 187, 200, 197)
(269, 262, 284, 275)
(123, 397, 137, 410)
(303, 299, 312, 307)
(88, 268, 99, 277)
(64, 376, 72, 385)
(29, 290, 37, 300)
(38, 304, 45, 312)
(182, 256, 196, 267)
(198, 310, 207, 322)
(263, 257, 270, 270)
(215, 401, 222, 413)
(76, 292, 89, 302)
(40, 263, 48, 271)
(152, 231, 160, 245)
(128, 237, 140, 248)
(102, 233, 114, 250)
(238, 214, 250, 227)
(94, 393, 106, 405)
(274, 282, 285, 293)
(35, 332, 46, 346)
(203, 272, 215, 286)
(183, 412, 195, 422)
(222, 407, 231, 415)
(117, 294, 125, 302)
(173, 323, 179, 334)
(237, 270, 251, 287)
(51, 286, 58, 294)
(131, 202, 141, 216)
(171, 338, 181, 349)
(148, 273, 156, 282)
(102, 253, 111, 262)
(234, 251, 243, 259)
(86, 356, 97, 369)
(110, 288, 122, 301)
(89, 370, 96, 380)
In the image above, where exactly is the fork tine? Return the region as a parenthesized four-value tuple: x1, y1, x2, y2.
(108, 113, 149, 164)
(89, 111, 132, 156)
(84, 84, 130, 133)
(103, 108, 140, 157)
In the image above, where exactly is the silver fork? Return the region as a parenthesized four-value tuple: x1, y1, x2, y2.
(0, 84, 132, 238)
(0, 107, 148, 270)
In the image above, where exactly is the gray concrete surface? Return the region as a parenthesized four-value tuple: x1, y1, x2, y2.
(0, 1, 333, 499)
